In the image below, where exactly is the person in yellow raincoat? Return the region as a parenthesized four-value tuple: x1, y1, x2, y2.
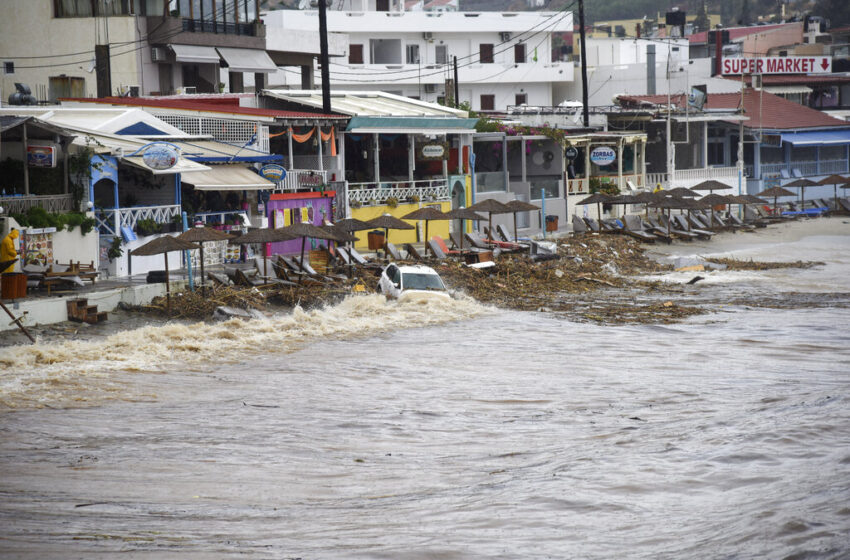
(1, 228, 19, 272)
(653, 182, 664, 193)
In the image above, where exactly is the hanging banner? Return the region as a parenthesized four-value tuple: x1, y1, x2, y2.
(721, 56, 832, 75)
(260, 164, 287, 181)
(27, 145, 56, 168)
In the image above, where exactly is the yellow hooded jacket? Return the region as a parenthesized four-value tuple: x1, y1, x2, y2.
(1, 229, 20, 268)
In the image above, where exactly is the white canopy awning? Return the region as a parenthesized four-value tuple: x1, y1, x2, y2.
(124, 156, 210, 175)
(170, 44, 220, 64)
(181, 165, 275, 190)
(216, 48, 278, 73)
(764, 85, 813, 95)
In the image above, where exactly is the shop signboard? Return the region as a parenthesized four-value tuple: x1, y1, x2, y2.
(27, 145, 56, 168)
(260, 164, 287, 181)
(590, 146, 616, 166)
(564, 146, 579, 160)
(142, 143, 179, 171)
(721, 56, 832, 75)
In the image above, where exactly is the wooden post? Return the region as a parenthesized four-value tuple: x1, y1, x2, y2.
(164, 253, 171, 314)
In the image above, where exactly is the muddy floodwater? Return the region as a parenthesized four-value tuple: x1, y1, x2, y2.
(1, 219, 849, 558)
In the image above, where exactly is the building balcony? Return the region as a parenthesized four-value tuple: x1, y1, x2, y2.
(347, 180, 449, 207)
(147, 16, 265, 49)
(0, 194, 76, 215)
(95, 205, 181, 237)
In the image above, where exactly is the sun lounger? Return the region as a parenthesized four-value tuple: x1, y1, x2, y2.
(673, 215, 714, 239)
(838, 198, 850, 214)
(431, 236, 460, 256)
(582, 217, 603, 233)
(428, 239, 448, 260)
(464, 232, 492, 250)
(207, 271, 232, 286)
(571, 215, 589, 234)
(404, 243, 427, 261)
(621, 215, 658, 243)
(384, 242, 404, 261)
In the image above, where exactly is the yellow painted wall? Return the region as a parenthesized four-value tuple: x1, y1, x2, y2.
(350, 201, 453, 250)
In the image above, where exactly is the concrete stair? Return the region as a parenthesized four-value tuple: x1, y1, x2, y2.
(66, 298, 108, 324)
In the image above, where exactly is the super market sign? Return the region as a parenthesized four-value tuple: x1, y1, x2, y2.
(721, 56, 832, 75)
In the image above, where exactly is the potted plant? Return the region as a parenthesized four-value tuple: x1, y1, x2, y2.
(135, 218, 161, 236)
(386, 196, 399, 208)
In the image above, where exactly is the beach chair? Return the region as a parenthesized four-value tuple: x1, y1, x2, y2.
(791, 168, 803, 178)
(427, 239, 448, 260)
(640, 217, 674, 243)
(673, 215, 714, 240)
(431, 236, 460, 256)
(838, 198, 850, 214)
(404, 243, 427, 261)
(464, 232, 492, 250)
(572, 215, 589, 234)
(621, 215, 658, 243)
(582, 217, 603, 233)
(384, 242, 404, 261)
(657, 215, 698, 241)
(780, 169, 791, 179)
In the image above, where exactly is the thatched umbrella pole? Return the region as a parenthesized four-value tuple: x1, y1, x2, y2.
(164, 252, 171, 315)
(513, 213, 518, 243)
(298, 236, 307, 285)
(199, 243, 206, 293)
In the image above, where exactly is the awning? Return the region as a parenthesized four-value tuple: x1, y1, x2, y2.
(781, 129, 850, 146)
(764, 85, 813, 95)
(216, 48, 278, 73)
(346, 116, 478, 135)
(181, 165, 275, 190)
(170, 44, 220, 64)
(124, 156, 211, 175)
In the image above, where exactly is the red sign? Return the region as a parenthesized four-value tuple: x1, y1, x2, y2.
(27, 145, 56, 168)
(721, 56, 832, 75)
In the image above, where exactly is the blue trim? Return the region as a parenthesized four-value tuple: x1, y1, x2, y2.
(184, 154, 284, 163)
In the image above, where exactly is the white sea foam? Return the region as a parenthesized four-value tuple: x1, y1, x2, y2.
(0, 294, 488, 408)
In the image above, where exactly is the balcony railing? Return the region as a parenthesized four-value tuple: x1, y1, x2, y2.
(757, 159, 849, 178)
(0, 194, 75, 214)
(275, 169, 330, 192)
(182, 18, 257, 36)
(647, 166, 739, 188)
(95, 205, 181, 237)
(348, 180, 449, 206)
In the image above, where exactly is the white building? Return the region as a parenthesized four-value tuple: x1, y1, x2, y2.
(263, 9, 574, 112)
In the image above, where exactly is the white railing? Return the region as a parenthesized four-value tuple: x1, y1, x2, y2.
(348, 179, 449, 206)
(195, 210, 246, 226)
(647, 167, 739, 188)
(647, 172, 667, 187)
(95, 205, 181, 236)
(758, 159, 848, 178)
(0, 194, 76, 214)
(275, 169, 329, 192)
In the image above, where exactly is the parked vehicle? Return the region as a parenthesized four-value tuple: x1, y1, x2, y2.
(378, 263, 450, 301)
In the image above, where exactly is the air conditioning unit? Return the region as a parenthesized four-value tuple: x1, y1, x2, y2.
(499, 32, 511, 42)
(423, 32, 434, 41)
(424, 84, 437, 93)
(128, 85, 140, 97)
(182, 86, 197, 95)
(151, 47, 166, 62)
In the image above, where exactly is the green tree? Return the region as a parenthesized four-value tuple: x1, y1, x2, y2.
(813, 0, 850, 26)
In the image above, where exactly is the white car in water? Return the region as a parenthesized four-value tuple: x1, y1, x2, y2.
(378, 264, 451, 301)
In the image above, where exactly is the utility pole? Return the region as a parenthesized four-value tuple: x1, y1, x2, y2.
(453, 56, 460, 108)
(578, 0, 589, 127)
(318, 0, 331, 113)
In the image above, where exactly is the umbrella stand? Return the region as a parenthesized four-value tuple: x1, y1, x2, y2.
(513, 213, 518, 243)
(667, 208, 671, 239)
(384, 227, 389, 259)
(199, 243, 206, 295)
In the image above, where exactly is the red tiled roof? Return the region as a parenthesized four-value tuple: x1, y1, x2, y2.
(747, 74, 850, 86)
(59, 96, 347, 120)
(689, 23, 790, 44)
(617, 88, 847, 130)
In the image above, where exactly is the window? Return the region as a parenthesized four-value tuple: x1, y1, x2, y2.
(406, 44, 420, 64)
(349, 44, 364, 64)
(515, 43, 526, 63)
(479, 43, 494, 64)
(480, 94, 495, 111)
(436, 45, 448, 65)
(530, 179, 559, 200)
(3, 62, 13, 75)
(515, 93, 527, 105)
(376, 0, 390, 11)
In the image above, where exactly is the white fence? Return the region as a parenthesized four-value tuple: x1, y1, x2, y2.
(95, 205, 181, 237)
(0, 194, 76, 214)
(348, 180, 449, 206)
(648, 166, 739, 188)
(275, 169, 329, 192)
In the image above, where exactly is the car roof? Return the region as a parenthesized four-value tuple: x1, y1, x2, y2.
(395, 264, 440, 275)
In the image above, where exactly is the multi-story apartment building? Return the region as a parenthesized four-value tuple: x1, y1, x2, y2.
(0, 0, 305, 101)
(263, 7, 574, 112)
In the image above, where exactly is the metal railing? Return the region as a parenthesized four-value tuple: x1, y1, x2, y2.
(0, 194, 75, 214)
(647, 166, 738, 187)
(95, 205, 181, 237)
(181, 18, 256, 36)
(755, 159, 848, 178)
(348, 180, 449, 206)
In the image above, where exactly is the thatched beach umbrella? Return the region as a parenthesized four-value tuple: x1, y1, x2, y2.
(691, 180, 733, 193)
(366, 214, 416, 254)
(467, 198, 512, 248)
(783, 178, 818, 208)
(334, 218, 374, 234)
(631, 191, 656, 217)
(503, 199, 540, 242)
(278, 222, 346, 283)
(699, 193, 737, 229)
(681, 196, 711, 232)
(666, 187, 699, 198)
(445, 207, 487, 253)
(177, 227, 234, 292)
(649, 195, 687, 239)
(758, 186, 797, 215)
(130, 236, 201, 314)
(230, 227, 296, 279)
(576, 192, 610, 221)
(817, 174, 848, 210)
(401, 206, 450, 255)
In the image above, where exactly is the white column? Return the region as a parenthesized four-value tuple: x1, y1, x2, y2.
(374, 133, 380, 184)
(317, 125, 324, 172)
(408, 134, 415, 182)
